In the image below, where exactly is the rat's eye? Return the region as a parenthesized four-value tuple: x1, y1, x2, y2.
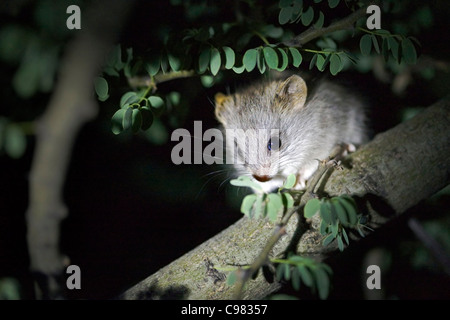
(267, 136, 281, 151)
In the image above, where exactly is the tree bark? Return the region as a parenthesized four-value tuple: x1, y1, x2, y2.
(26, 0, 133, 299)
(120, 96, 450, 300)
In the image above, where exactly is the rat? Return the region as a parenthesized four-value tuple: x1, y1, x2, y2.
(214, 74, 368, 193)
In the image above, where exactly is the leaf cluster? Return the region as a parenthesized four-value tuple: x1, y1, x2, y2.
(273, 254, 333, 299)
(230, 174, 296, 222)
(304, 195, 369, 251)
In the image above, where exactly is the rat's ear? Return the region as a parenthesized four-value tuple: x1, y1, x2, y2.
(214, 92, 232, 125)
(276, 75, 308, 110)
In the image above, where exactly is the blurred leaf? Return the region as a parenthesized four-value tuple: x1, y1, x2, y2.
(402, 38, 417, 64)
(149, 96, 165, 108)
(198, 48, 210, 73)
(5, 125, 26, 159)
(111, 109, 125, 135)
(94, 77, 109, 101)
(131, 108, 142, 133)
(143, 118, 168, 145)
(314, 267, 330, 299)
(329, 54, 342, 75)
(209, 47, 221, 75)
(230, 175, 263, 191)
(279, 6, 294, 25)
(328, 0, 340, 8)
(140, 107, 154, 130)
(120, 92, 139, 108)
(360, 34, 372, 56)
(267, 193, 283, 221)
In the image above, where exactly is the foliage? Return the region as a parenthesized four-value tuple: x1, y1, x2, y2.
(230, 174, 295, 221)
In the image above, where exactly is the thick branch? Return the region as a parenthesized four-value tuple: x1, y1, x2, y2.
(120, 96, 450, 300)
(26, 0, 133, 299)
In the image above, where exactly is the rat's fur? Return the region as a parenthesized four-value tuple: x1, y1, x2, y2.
(215, 74, 368, 193)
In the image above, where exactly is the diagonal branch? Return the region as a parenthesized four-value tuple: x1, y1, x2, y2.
(120, 96, 450, 300)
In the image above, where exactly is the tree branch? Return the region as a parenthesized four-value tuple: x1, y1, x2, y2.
(26, 0, 134, 299)
(120, 96, 450, 300)
(283, 3, 373, 47)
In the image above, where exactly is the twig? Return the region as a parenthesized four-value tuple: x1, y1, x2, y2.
(283, 4, 373, 48)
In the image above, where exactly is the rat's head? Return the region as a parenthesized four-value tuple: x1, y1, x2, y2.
(214, 75, 309, 190)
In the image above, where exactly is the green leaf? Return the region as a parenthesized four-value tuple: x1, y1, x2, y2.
(200, 75, 215, 88)
(122, 107, 133, 131)
(281, 192, 294, 208)
(371, 34, 380, 54)
(338, 196, 358, 225)
(388, 37, 400, 60)
(276, 48, 289, 71)
(140, 107, 154, 131)
(283, 174, 296, 189)
(289, 47, 302, 67)
(314, 11, 325, 28)
(227, 271, 237, 286)
(222, 46, 235, 69)
(329, 54, 342, 75)
(94, 77, 109, 101)
(291, 268, 301, 291)
(230, 175, 263, 191)
(243, 48, 258, 72)
(261, 25, 284, 39)
(328, 0, 340, 9)
(382, 37, 389, 61)
(257, 48, 266, 74)
(241, 194, 257, 217)
(267, 193, 283, 221)
(342, 227, 349, 245)
(304, 198, 320, 218)
(131, 108, 142, 133)
(322, 233, 334, 246)
(210, 47, 221, 75)
(402, 38, 417, 64)
(319, 219, 328, 235)
(5, 125, 26, 159)
(298, 265, 313, 287)
(337, 235, 344, 251)
(276, 263, 285, 281)
(146, 55, 161, 76)
(263, 47, 279, 69)
(360, 34, 372, 56)
(232, 64, 246, 74)
(168, 53, 181, 71)
(314, 267, 330, 299)
(284, 264, 291, 280)
(111, 109, 125, 135)
(120, 92, 139, 108)
(331, 198, 348, 224)
(320, 201, 332, 224)
(198, 48, 211, 73)
(148, 96, 165, 109)
(279, 6, 294, 25)
(301, 6, 314, 26)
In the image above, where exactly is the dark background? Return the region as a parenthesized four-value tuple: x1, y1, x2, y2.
(0, 0, 449, 300)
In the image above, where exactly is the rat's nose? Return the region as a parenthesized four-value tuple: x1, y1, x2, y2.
(253, 174, 272, 182)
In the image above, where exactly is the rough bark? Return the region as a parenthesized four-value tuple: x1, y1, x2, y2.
(120, 96, 450, 300)
(26, 0, 133, 299)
